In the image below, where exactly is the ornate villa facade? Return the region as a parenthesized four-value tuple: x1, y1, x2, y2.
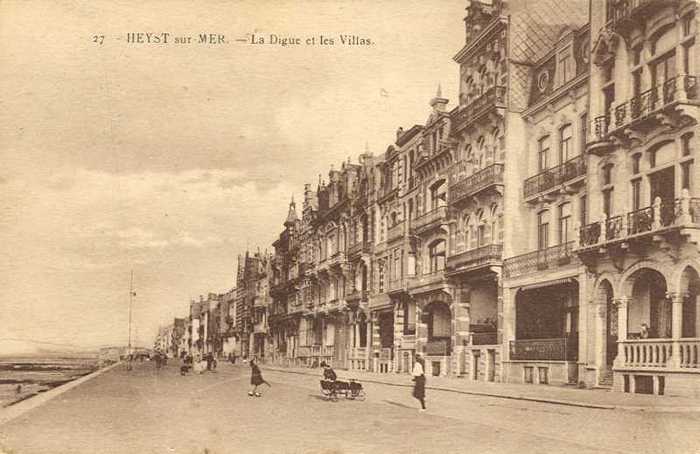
(166, 0, 700, 398)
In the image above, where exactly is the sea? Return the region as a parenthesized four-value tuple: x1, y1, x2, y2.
(0, 353, 99, 407)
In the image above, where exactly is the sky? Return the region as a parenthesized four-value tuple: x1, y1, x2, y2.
(0, 0, 465, 349)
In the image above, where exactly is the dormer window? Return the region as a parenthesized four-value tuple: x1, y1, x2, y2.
(558, 47, 573, 86)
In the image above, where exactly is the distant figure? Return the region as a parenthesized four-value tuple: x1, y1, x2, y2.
(640, 323, 650, 339)
(16, 384, 22, 394)
(321, 361, 337, 381)
(320, 361, 338, 398)
(180, 354, 193, 375)
(412, 354, 427, 412)
(248, 358, 271, 397)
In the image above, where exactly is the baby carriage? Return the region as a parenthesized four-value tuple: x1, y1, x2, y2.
(320, 378, 366, 401)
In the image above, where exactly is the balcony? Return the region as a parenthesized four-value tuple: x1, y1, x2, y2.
(509, 338, 578, 361)
(589, 75, 698, 155)
(452, 86, 506, 133)
(523, 155, 586, 200)
(409, 270, 448, 295)
(577, 196, 700, 250)
(387, 222, 405, 242)
(449, 163, 504, 205)
(327, 251, 347, 269)
(447, 244, 503, 276)
(411, 206, 448, 234)
(606, 0, 679, 33)
(387, 275, 415, 294)
(347, 241, 371, 258)
(503, 242, 577, 279)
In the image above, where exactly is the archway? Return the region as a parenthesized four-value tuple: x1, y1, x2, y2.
(625, 268, 669, 339)
(679, 266, 700, 338)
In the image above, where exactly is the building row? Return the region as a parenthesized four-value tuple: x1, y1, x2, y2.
(159, 0, 700, 398)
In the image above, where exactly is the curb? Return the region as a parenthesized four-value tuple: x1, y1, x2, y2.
(261, 366, 700, 412)
(0, 361, 123, 426)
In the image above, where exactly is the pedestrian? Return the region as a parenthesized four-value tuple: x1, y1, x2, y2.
(412, 353, 427, 412)
(248, 358, 271, 397)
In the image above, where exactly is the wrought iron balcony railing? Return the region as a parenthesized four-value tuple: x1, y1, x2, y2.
(607, 75, 697, 134)
(577, 196, 700, 248)
(606, 0, 677, 29)
(523, 155, 586, 199)
(449, 163, 504, 204)
(503, 242, 577, 278)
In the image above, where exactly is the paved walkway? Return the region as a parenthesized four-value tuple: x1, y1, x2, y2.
(261, 364, 700, 412)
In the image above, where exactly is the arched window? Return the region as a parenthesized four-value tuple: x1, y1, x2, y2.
(559, 124, 573, 163)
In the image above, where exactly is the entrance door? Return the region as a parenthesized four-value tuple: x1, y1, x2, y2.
(472, 350, 480, 380)
(606, 296, 618, 366)
(487, 350, 496, 382)
(649, 167, 675, 224)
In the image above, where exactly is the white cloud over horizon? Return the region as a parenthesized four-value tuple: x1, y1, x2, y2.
(0, 0, 465, 347)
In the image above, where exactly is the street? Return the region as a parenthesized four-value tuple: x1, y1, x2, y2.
(1, 361, 699, 454)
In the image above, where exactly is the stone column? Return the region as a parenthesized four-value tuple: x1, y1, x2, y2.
(371, 311, 380, 372)
(453, 286, 471, 377)
(614, 297, 629, 369)
(415, 302, 427, 356)
(669, 292, 686, 369)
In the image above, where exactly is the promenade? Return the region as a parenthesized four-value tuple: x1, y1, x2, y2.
(0, 360, 699, 454)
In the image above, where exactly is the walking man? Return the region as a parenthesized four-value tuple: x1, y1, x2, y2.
(412, 353, 427, 412)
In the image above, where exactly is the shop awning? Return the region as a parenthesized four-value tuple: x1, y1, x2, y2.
(518, 277, 577, 292)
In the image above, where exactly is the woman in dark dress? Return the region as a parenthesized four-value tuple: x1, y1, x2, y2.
(248, 358, 270, 397)
(412, 354, 427, 411)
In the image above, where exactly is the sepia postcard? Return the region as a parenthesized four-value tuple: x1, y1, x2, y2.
(1, 0, 700, 453)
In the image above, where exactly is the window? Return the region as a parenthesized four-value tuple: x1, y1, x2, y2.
(631, 179, 642, 210)
(682, 133, 693, 156)
(378, 261, 385, 293)
(603, 189, 613, 217)
(560, 124, 573, 163)
(603, 164, 613, 185)
(537, 211, 550, 250)
(652, 51, 676, 88)
(428, 240, 446, 273)
(632, 45, 642, 66)
(682, 161, 693, 190)
(558, 203, 572, 244)
(393, 249, 401, 281)
(579, 195, 587, 225)
(559, 52, 572, 85)
(632, 154, 641, 174)
(683, 13, 694, 37)
(403, 302, 416, 335)
(538, 136, 550, 171)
